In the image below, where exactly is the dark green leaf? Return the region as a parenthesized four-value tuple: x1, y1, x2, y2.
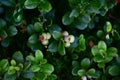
(77, 69, 86, 77)
(40, 63, 54, 75)
(23, 70, 35, 78)
(48, 41, 58, 52)
(81, 58, 91, 68)
(38, 1, 52, 12)
(7, 26, 18, 37)
(62, 12, 74, 25)
(52, 31, 62, 40)
(34, 22, 43, 32)
(58, 41, 66, 55)
(12, 51, 24, 63)
(108, 65, 120, 76)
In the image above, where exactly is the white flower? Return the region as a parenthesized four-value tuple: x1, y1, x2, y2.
(62, 31, 69, 37)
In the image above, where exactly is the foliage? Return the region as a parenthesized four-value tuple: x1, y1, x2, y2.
(0, 0, 120, 80)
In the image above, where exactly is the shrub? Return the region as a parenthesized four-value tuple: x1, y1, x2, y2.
(0, 0, 120, 80)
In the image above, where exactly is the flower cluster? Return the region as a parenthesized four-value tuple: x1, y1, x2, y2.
(39, 33, 51, 45)
(62, 31, 75, 47)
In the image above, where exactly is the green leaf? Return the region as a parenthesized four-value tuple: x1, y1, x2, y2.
(30, 65, 40, 72)
(77, 69, 86, 77)
(52, 31, 62, 40)
(48, 24, 62, 34)
(81, 58, 91, 68)
(106, 21, 112, 33)
(1, 38, 10, 47)
(4, 73, 16, 80)
(7, 26, 18, 37)
(12, 51, 24, 63)
(35, 50, 43, 62)
(81, 14, 91, 23)
(78, 34, 86, 51)
(98, 41, 107, 51)
(26, 55, 35, 62)
(38, 1, 52, 12)
(0, 30, 7, 38)
(75, 22, 88, 30)
(35, 72, 47, 80)
(96, 30, 104, 38)
(93, 55, 104, 63)
(62, 12, 74, 25)
(72, 67, 79, 76)
(108, 65, 120, 76)
(23, 70, 35, 78)
(107, 47, 118, 57)
(28, 34, 38, 44)
(87, 68, 96, 76)
(34, 22, 43, 32)
(91, 46, 99, 56)
(48, 41, 58, 52)
(58, 41, 66, 55)
(0, 0, 16, 7)
(0, 59, 9, 71)
(69, 9, 79, 18)
(40, 63, 54, 75)
(8, 66, 16, 75)
(24, 0, 39, 9)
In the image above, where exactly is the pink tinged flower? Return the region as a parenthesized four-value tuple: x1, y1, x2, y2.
(62, 31, 69, 37)
(42, 40, 49, 45)
(81, 76, 87, 80)
(39, 35, 45, 42)
(46, 33, 51, 40)
(64, 35, 75, 43)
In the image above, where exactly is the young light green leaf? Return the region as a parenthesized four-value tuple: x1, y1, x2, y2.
(35, 50, 43, 62)
(98, 41, 107, 51)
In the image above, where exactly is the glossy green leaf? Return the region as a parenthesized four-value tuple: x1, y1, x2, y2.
(30, 65, 40, 72)
(98, 41, 107, 51)
(40, 63, 54, 75)
(28, 34, 38, 44)
(58, 41, 66, 55)
(91, 46, 99, 56)
(23, 70, 35, 78)
(75, 22, 88, 30)
(12, 51, 24, 63)
(48, 41, 58, 52)
(7, 26, 18, 37)
(108, 65, 120, 76)
(35, 50, 43, 62)
(34, 22, 43, 32)
(0, 30, 7, 38)
(107, 47, 118, 57)
(52, 31, 62, 40)
(106, 21, 112, 33)
(62, 12, 74, 25)
(0, 0, 16, 7)
(87, 68, 95, 76)
(24, 0, 39, 9)
(77, 69, 86, 77)
(81, 58, 91, 68)
(38, 1, 52, 12)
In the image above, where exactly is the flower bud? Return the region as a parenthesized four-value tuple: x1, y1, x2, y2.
(39, 35, 45, 42)
(62, 31, 69, 37)
(81, 76, 87, 80)
(64, 35, 75, 43)
(46, 33, 51, 40)
(64, 42, 71, 47)
(42, 40, 49, 45)
(89, 41, 94, 48)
